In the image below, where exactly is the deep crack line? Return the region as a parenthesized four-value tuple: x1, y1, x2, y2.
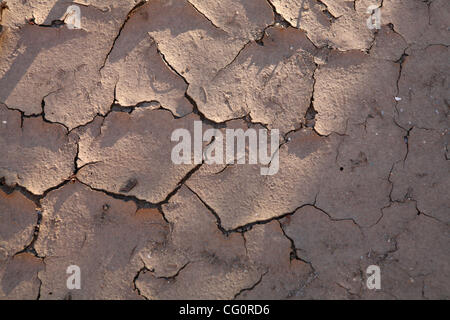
(186, 184, 361, 235)
(132, 265, 149, 300)
(76, 162, 203, 211)
(278, 220, 316, 272)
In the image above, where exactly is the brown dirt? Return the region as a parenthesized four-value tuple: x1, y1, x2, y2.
(0, 0, 448, 299)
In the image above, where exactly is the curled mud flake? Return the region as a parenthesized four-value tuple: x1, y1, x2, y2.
(120, 178, 138, 193)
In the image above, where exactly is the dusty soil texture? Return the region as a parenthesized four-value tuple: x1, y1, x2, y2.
(0, 0, 449, 300)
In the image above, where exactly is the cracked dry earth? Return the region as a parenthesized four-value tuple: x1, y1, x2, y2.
(0, 0, 449, 300)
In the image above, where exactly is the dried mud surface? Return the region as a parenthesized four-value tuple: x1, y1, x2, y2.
(0, 0, 449, 299)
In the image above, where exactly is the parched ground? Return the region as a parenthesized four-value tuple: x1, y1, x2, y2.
(0, 0, 449, 300)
